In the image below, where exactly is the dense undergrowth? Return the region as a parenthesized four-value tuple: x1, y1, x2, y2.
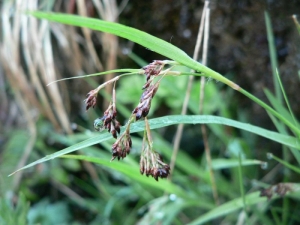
(1, 1, 300, 225)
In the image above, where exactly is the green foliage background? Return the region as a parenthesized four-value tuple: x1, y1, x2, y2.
(1, 1, 300, 225)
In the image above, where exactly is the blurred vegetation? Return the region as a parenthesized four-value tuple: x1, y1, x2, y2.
(1, 1, 300, 225)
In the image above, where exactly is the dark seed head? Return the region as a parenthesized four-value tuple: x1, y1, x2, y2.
(115, 121, 121, 133)
(128, 137, 132, 148)
(141, 106, 150, 117)
(104, 117, 111, 126)
(135, 110, 143, 120)
(111, 130, 117, 139)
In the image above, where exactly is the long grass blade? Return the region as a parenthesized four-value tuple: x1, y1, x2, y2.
(27, 11, 300, 135)
(267, 153, 300, 174)
(264, 11, 282, 102)
(10, 115, 300, 175)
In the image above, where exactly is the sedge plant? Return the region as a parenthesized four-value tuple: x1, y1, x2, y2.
(10, 11, 300, 172)
(7, 11, 300, 224)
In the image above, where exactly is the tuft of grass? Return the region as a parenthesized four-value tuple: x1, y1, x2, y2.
(2, 2, 300, 224)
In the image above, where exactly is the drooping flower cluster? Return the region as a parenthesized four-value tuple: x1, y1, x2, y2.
(84, 60, 171, 181)
(133, 83, 159, 120)
(143, 60, 164, 82)
(133, 61, 164, 120)
(140, 146, 170, 181)
(111, 130, 132, 161)
(139, 121, 170, 181)
(85, 89, 98, 110)
(93, 103, 121, 139)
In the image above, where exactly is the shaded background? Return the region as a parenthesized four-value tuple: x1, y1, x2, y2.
(1, 0, 300, 224)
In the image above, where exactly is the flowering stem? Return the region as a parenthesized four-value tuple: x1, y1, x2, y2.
(125, 116, 135, 133)
(144, 117, 153, 147)
(112, 81, 117, 113)
(47, 69, 141, 86)
(95, 76, 120, 93)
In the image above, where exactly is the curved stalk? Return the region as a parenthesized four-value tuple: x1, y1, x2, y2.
(29, 11, 300, 136)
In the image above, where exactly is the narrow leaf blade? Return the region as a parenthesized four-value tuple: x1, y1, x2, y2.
(10, 115, 300, 175)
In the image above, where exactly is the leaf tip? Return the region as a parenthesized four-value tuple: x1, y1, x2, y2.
(8, 171, 17, 177)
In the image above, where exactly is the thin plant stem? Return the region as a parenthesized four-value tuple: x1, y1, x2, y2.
(169, 0, 209, 180)
(265, 11, 282, 103)
(77, 0, 103, 71)
(46, 69, 140, 86)
(112, 80, 117, 110)
(238, 152, 248, 223)
(282, 146, 289, 225)
(144, 117, 153, 145)
(198, 2, 219, 205)
(275, 69, 299, 132)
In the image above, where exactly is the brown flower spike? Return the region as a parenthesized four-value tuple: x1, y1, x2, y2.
(94, 103, 121, 139)
(140, 151, 170, 181)
(111, 130, 132, 161)
(133, 61, 164, 121)
(143, 60, 164, 81)
(87, 61, 172, 181)
(85, 89, 98, 110)
(139, 117, 170, 181)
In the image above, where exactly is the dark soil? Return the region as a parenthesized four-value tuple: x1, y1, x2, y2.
(121, 0, 300, 157)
